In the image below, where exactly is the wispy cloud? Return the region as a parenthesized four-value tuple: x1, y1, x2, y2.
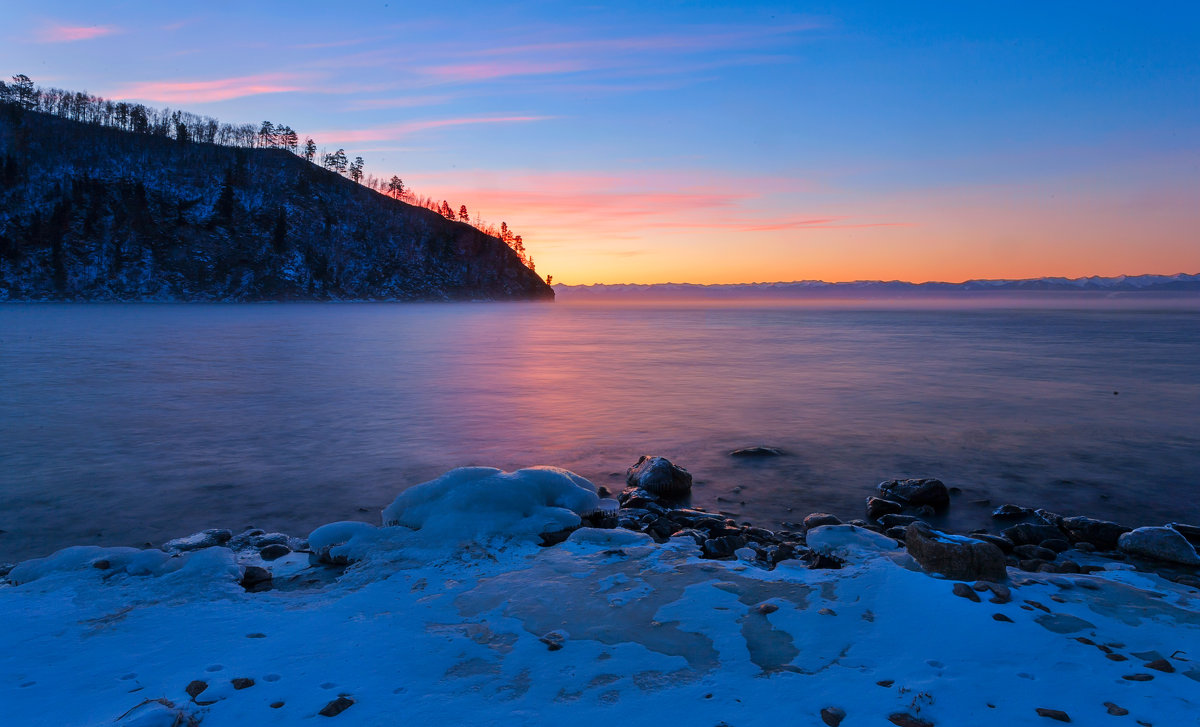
(314, 115, 554, 143)
(35, 23, 119, 43)
(344, 94, 454, 111)
(109, 73, 306, 103)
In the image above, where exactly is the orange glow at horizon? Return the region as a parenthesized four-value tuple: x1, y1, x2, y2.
(404, 166, 1200, 285)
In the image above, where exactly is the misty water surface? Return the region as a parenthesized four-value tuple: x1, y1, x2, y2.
(2, 302, 1199, 561)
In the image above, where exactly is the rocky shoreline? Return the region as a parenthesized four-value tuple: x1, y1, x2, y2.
(6, 454, 1197, 596)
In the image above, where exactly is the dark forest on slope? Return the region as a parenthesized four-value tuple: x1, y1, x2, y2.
(0, 106, 552, 301)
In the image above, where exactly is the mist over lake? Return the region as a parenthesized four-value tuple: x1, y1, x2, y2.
(3, 301, 1198, 562)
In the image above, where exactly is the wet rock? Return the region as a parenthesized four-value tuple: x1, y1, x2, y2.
(1040, 539, 1070, 553)
(231, 678, 255, 690)
(906, 522, 1007, 581)
(879, 514, 920, 529)
(992, 504, 1033, 520)
(249, 532, 289, 548)
(745, 526, 777, 543)
(1019, 559, 1049, 573)
(952, 582, 980, 602)
(1104, 703, 1129, 716)
(820, 706, 846, 726)
(1003, 523, 1063, 547)
(993, 613, 1013, 622)
(1073, 542, 1097, 553)
(1035, 707, 1071, 722)
(803, 513, 841, 530)
(1035, 509, 1065, 528)
(319, 696, 355, 717)
(618, 488, 661, 510)
(625, 456, 692, 498)
(878, 478, 950, 509)
(866, 497, 904, 521)
(1169, 522, 1200, 548)
(260, 544, 291, 561)
(885, 526, 909, 540)
(1013, 545, 1057, 562)
(1054, 560, 1081, 574)
(702, 535, 747, 559)
(1059, 517, 1131, 551)
(975, 534, 1015, 554)
(756, 603, 779, 615)
(915, 505, 936, 517)
(1119, 527, 1200, 565)
(163, 528, 233, 553)
(888, 713, 934, 727)
(730, 446, 784, 457)
(240, 566, 272, 592)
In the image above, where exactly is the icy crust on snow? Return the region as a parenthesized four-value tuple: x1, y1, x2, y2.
(2, 468, 1200, 726)
(382, 466, 605, 540)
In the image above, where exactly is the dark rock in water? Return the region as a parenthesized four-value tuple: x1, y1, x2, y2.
(1035, 707, 1071, 722)
(646, 517, 682, 541)
(884, 526, 909, 540)
(992, 504, 1033, 520)
(1035, 509, 1065, 528)
(803, 513, 842, 530)
(866, 497, 904, 521)
(730, 446, 785, 458)
(878, 478, 950, 509)
(906, 523, 1007, 582)
(1104, 703, 1129, 716)
(888, 713, 934, 727)
(626, 456, 692, 498)
(163, 528, 234, 553)
(260, 544, 291, 561)
(952, 582, 980, 602)
(1013, 545, 1057, 562)
(319, 696, 355, 717)
(820, 706, 846, 726)
(618, 487, 661, 510)
(1119, 527, 1200, 565)
(1003, 523, 1063, 547)
(597, 486, 611, 498)
(0, 563, 12, 578)
(1059, 517, 1130, 551)
(975, 534, 1015, 554)
(240, 566, 273, 592)
(1169, 522, 1200, 547)
(1040, 539, 1070, 553)
(915, 505, 936, 517)
(879, 513, 920, 529)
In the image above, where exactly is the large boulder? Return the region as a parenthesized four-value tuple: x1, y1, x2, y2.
(626, 456, 693, 498)
(866, 497, 903, 521)
(1118, 527, 1200, 566)
(1059, 516, 1131, 551)
(905, 523, 1007, 581)
(877, 478, 950, 509)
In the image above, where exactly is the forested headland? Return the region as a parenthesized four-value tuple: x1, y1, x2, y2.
(0, 74, 550, 301)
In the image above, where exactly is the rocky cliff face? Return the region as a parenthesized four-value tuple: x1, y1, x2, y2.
(0, 108, 552, 301)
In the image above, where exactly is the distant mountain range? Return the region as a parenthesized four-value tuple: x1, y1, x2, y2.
(555, 274, 1200, 301)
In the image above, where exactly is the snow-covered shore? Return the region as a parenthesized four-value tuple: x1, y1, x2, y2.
(2, 467, 1198, 726)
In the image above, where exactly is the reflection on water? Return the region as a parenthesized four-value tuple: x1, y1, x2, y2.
(2, 302, 1198, 560)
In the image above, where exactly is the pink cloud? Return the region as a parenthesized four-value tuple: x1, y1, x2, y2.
(109, 74, 306, 104)
(315, 116, 553, 143)
(35, 24, 119, 43)
(420, 60, 590, 83)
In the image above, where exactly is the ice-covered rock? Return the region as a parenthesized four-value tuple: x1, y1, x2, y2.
(1118, 527, 1200, 565)
(161, 528, 233, 553)
(307, 521, 382, 564)
(806, 524, 900, 563)
(905, 523, 1007, 581)
(876, 478, 949, 509)
(625, 455, 692, 498)
(382, 466, 601, 543)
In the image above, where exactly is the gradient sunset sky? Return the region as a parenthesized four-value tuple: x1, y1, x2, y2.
(4, 2, 1198, 284)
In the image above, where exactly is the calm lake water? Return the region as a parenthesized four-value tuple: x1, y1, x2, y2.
(2, 302, 1199, 561)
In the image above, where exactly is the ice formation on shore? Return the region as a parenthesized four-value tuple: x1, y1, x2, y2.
(2, 467, 1198, 726)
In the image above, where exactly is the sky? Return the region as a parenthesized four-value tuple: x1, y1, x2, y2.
(3, 2, 1199, 284)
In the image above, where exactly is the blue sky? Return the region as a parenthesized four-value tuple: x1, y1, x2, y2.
(4, 2, 1198, 283)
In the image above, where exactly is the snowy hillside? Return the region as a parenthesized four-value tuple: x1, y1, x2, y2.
(0, 107, 552, 302)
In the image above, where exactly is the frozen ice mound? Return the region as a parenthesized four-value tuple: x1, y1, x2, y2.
(382, 466, 601, 542)
(7, 544, 240, 586)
